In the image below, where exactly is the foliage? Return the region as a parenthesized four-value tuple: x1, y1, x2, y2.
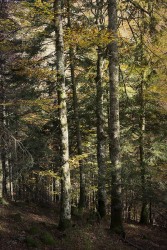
(0, 0, 166, 233)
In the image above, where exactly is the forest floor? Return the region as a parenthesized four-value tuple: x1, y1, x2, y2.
(0, 201, 167, 250)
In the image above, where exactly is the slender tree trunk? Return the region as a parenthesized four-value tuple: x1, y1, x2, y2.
(2, 143, 7, 197)
(108, 0, 124, 235)
(96, 48, 106, 218)
(0, 93, 7, 198)
(137, 8, 149, 224)
(95, 0, 106, 218)
(139, 1, 156, 225)
(71, 50, 86, 210)
(0, 0, 7, 201)
(67, 0, 86, 210)
(54, 0, 71, 230)
(0, 161, 2, 199)
(1, 99, 7, 198)
(139, 80, 149, 224)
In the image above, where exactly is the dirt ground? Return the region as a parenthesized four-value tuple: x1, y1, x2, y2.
(0, 202, 166, 250)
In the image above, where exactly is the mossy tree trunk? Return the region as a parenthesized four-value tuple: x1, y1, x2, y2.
(54, 0, 71, 230)
(108, 0, 124, 235)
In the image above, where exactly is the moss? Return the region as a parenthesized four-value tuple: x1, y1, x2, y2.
(29, 225, 40, 235)
(25, 236, 39, 248)
(61, 228, 93, 250)
(41, 232, 56, 246)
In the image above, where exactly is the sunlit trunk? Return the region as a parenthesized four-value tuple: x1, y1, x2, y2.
(54, 0, 71, 229)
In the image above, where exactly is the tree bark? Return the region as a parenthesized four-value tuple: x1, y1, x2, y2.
(139, 80, 149, 224)
(138, 8, 150, 224)
(0, 0, 8, 200)
(108, 0, 124, 235)
(95, 0, 107, 219)
(96, 47, 107, 218)
(54, 0, 71, 230)
(67, 0, 86, 210)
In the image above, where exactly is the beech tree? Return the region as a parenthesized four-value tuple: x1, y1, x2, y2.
(54, 0, 71, 229)
(108, 0, 124, 234)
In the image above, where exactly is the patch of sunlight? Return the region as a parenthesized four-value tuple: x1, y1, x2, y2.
(128, 224, 137, 228)
(0, 223, 11, 233)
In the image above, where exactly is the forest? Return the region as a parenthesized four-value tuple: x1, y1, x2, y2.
(0, 0, 167, 249)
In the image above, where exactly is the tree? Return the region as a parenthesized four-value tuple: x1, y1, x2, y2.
(0, 0, 9, 199)
(95, 0, 107, 218)
(108, 0, 124, 234)
(118, 0, 167, 224)
(67, 0, 86, 210)
(54, 0, 71, 229)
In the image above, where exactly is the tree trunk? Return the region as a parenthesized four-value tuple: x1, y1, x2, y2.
(0, 98, 7, 198)
(96, 47, 106, 218)
(139, 80, 149, 224)
(54, 0, 71, 230)
(71, 50, 86, 210)
(95, 0, 107, 219)
(139, 1, 156, 225)
(108, 0, 124, 235)
(67, 0, 86, 210)
(0, 0, 7, 199)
